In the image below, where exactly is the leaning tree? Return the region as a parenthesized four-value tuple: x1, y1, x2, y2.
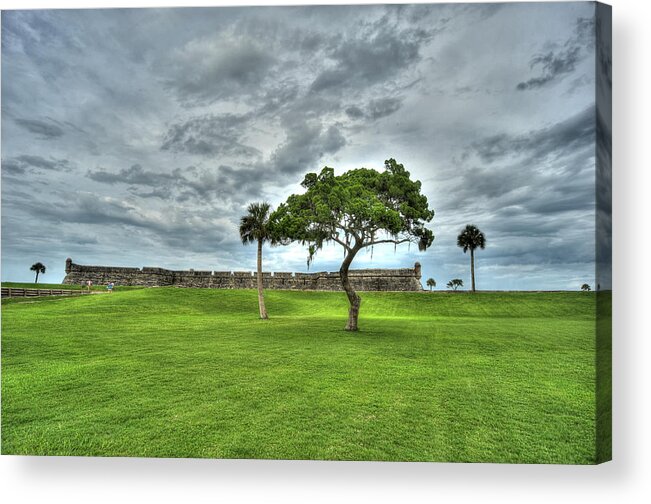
(239, 202, 274, 319)
(426, 278, 436, 291)
(30, 262, 46, 284)
(270, 159, 434, 331)
(457, 224, 486, 293)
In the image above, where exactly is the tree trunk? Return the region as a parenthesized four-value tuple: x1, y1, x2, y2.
(257, 239, 268, 319)
(470, 248, 475, 292)
(35, 271, 39, 284)
(340, 246, 361, 331)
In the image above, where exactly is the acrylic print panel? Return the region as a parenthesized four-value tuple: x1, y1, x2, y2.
(1, 2, 611, 464)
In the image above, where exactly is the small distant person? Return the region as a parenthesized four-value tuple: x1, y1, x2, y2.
(107, 281, 114, 293)
(86, 280, 93, 292)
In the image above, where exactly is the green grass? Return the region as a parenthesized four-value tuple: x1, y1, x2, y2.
(1, 288, 599, 463)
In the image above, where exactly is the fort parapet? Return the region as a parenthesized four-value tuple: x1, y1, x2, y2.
(63, 258, 423, 291)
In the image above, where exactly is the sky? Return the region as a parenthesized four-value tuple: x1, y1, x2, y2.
(1, 2, 607, 289)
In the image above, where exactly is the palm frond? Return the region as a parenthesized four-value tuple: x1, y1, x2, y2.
(457, 224, 486, 252)
(239, 201, 273, 245)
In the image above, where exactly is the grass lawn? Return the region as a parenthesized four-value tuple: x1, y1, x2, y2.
(1, 288, 599, 463)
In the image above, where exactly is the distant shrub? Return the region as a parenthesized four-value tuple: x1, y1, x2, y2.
(447, 279, 463, 291)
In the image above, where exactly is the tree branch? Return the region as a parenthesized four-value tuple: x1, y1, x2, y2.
(349, 227, 362, 243)
(335, 221, 362, 245)
(366, 237, 413, 247)
(331, 234, 352, 251)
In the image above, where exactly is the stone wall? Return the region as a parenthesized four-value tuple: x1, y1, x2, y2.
(62, 258, 423, 291)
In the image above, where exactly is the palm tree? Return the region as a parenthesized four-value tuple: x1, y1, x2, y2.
(30, 262, 46, 284)
(457, 224, 486, 293)
(240, 202, 273, 319)
(426, 278, 436, 291)
(581, 283, 591, 291)
(447, 279, 463, 290)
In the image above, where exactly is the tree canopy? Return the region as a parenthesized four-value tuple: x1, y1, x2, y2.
(457, 225, 486, 254)
(270, 159, 434, 331)
(447, 279, 463, 290)
(270, 159, 434, 266)
(239, 202, 272, 246)
(30, 262, 46, 284)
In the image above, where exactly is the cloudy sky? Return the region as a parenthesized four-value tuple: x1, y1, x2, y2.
(2, 2, 604, 289)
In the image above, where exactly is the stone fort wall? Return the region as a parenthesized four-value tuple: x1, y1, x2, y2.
(62, 258, 423, 291)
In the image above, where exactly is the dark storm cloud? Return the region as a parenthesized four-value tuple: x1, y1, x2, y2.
(270, 121, 346, 175)
(11, 192, 237, 254)
(17, 155, 71, 171)
(175, 164, 272, 204)
(452, 166, 531, 202)
(516, 46, 582, 90)
(517, 17, 595, 91)
(163, 36, 276, 104)
(14, 118, 64, 138)
(446, 106, 596, 231)
(87, 163, 266, 207)
(257, 84, 301, 116)
(483, 238, 595, 267)
(161, 113, 261, 158)
(63, 233, 99, 246)
(447, 160, 594, 220)
(344, 98, 403, 121)
(345, 106, 364, 119)
(1, 159, 26, 175)
(88, 164, 195, 200)
(279, 93, 342, 124)
(470, 105, 595, 164)
(367, 97, 403, 120)
(53, 195, 152, 228)
(309, 22, 430, 94)
(2, 155, 71, 173)
(525, 170, 596, 214)
(153, 115, 349, 204)
(87, 164, 185, 186)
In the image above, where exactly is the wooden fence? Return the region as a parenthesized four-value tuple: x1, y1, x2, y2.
(1, 287, 91, 299)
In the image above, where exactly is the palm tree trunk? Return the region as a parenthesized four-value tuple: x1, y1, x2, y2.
(257, 239, 268, 319)
(470, 248, 475, 292)
(340, 245, 362, 331)
(35, 271, 39, 284)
